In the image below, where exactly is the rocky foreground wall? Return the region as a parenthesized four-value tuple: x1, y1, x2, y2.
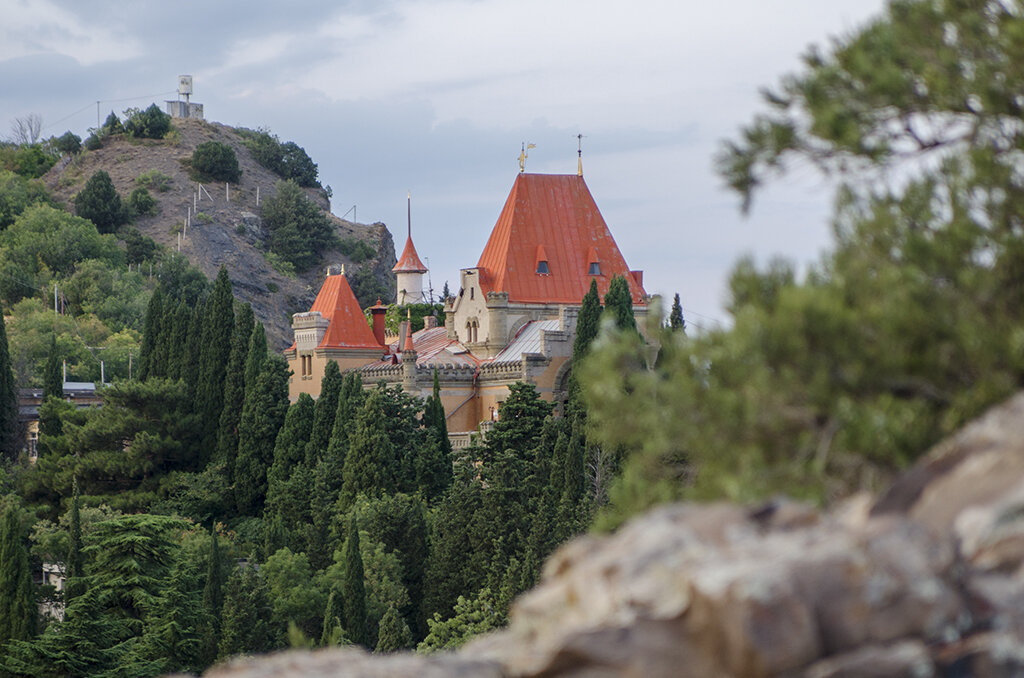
(206, 393, 1024, 678)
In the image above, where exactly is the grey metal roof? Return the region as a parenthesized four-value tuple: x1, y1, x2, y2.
(490, 319, 559, 364)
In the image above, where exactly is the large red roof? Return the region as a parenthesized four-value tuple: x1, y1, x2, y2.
(476, 174, 646, 305)
(393, 236, 427, 273)
(309, 274, 382, 349)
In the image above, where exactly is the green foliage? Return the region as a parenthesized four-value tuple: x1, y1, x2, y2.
(191, 141, 241, 183)
(265, 393, 314, 550)
(340, 389, 399, 508)
(74, 170, 127, 234)
(123, 104, 172, 140)
(1, 143, 56, 179)
(0, 501, 36, 647)
(128, 187, 157, 217)
(135, 170, 171, 192)
(196, 267, 235, 460)
(239, 128, 320, 187)
(306, 360, 342, 466)
(102, 112, 123, 135)
(261, 180, 337, 272)
(668, 293, 685, 332)
(234, 354, 290, 516)
(216, 304, 255, 479)
(573, 279, 601, 366)
(375, 605, 412, 652)
(83, 133, 103, 151)
(0, 170, 55, 229)
(0, 312, 18, 461)
(418, 588, 501, 653)
(262, 548, 325, 642)
(43, 334, 61, 399)
(339, 237, 376, 263)
(219, 564, 274, 659)
(340, 515, 369, 647)
(602, 274, 636, 334)
(51, 131, 81, 156)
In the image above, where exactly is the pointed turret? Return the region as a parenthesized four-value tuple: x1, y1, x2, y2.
(393, 193, 428, 303)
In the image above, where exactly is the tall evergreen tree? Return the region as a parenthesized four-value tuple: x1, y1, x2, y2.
(573, 279, 602, 365)
(669, 292, 686, 332)
(43, 334, 62, 400)
(375, 604, 412, 652)
(305, 360, 342, 466)
(340, 389, 398, 509)
(181, 302, 205, 402)
(65, 479, 84, 602)
(266, 394, 315, 549)
(199, 527, 225, 666)
(417, 371, 453, 502)
(0, 311, 19, 461)
(196, 267, 235, 462)
(320, 587, 345, 647)
(218, 565, 273, 659)
(234, 355, 290, 516)
(603, 274, 637, 333)
(126, 559, 204, 675)
(0, 503, 35, 647)
(138, 286, 164, 380)
(164, 300, 192, 381)
(341, 515, 369, 647)
(216, 303, 255, 468)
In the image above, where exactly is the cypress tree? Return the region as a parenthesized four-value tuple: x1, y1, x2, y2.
(320, 587, 345, 646)
(234, 355, 290, 516)
(266, 394, 315, 547)
(0, 311, 18, 461)
(199, 527, 225, 667)
(243, 322, 268, 392)
(305, 360, 342, 466)
(375, 604, 412, 652)
(573, 278, 602, 364)
(0, 503, 35, 646)
(418, 370, 453, 502)
(669, 292, 686, 332)
(603, 274, 637, 333)
(341, 515, 368, 647)
(65, 479, 84, 602)
(340, 389, 397, 509)
(216, 303, 255, 466)
(138, 286, 164, 380)
(181, 302, 205, 402)
(43, 334, 62, 400)
(196, 267, 235, 462)
(218, 565, 273, 659)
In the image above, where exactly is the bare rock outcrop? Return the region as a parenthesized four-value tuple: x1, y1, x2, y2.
(207, 393, 1024, 678)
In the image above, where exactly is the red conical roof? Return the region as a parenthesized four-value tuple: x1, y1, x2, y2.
(309, 274, 382, 349)
(476, 174, 646, 305)
(393, 236, 427, 273)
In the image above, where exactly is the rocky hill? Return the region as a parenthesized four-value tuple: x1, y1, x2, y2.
(40, 118, 396, 349)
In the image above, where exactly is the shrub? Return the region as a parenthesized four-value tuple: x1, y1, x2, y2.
(51, 131, 81, 156)
(339, 237, 376, 263)
(74, 170, 127, 233)
(102, 112, 123, 135)
(83, 134, 103, 151)
(123, 104, 171, 140)
(261, 180, 336, 272)
(240, 128, 319, 187)
(136, 170, 171, 192)
(128, 187, 157, 217)
(191, 141, 241, 183)
(122, 227, 159, 264)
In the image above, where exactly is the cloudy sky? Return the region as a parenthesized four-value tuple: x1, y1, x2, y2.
(1, 0, 887, 328)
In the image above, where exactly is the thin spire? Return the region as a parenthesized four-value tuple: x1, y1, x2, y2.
(407, 191, 411, 240)
(577, 133, 585, 176)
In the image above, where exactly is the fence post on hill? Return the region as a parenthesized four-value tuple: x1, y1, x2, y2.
(226, 183, 229, 202)
(256, 186, 260, 207)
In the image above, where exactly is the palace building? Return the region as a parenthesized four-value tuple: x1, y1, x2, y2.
(284, 170, 648, 443)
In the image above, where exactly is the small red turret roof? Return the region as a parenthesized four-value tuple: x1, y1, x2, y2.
(476, 174, 646, 305)
(393, 236, 427, 273)
(310, 274, 382, 349)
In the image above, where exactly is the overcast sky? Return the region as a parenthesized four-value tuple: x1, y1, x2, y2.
(1, 0, 887, 329)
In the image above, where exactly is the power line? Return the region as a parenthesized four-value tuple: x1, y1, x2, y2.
(39, 90, 178, 133)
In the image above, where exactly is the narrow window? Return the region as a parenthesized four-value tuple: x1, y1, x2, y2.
(470, 287, 474, 300)
(588, 261, 601, 275)
(536, 260, 550, 275)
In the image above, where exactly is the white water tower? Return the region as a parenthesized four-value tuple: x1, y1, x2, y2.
(166, 75, 204, 120)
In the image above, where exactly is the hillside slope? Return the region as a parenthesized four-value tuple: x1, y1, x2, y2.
(41, 118, 396, 349)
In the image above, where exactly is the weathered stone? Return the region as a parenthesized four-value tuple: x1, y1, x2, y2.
(205, 647, 504, 678)
(802, 640, 934, 678)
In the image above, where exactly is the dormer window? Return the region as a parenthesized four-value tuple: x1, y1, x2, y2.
(535, 244, 550, 275)
(587, 247, 601, 275)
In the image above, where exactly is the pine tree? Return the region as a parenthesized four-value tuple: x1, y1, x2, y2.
(669, 292, 686, 332)
(234, 355, 290, 516)
(0, 311, 19, 461)
(341, 515, 369, 647)
(375, 604, 412, 652)
(305, 360, 342, 466)
(0, 503, 35, 647)
(196, 267, 235, 463)
(127, 559, 204, 675)
(74, 170, 125, 233)
(603, 274, 637, 333)
(43, 334, 62, 399)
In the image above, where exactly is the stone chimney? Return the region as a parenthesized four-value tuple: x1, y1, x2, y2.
(369, 299, 388, 347)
